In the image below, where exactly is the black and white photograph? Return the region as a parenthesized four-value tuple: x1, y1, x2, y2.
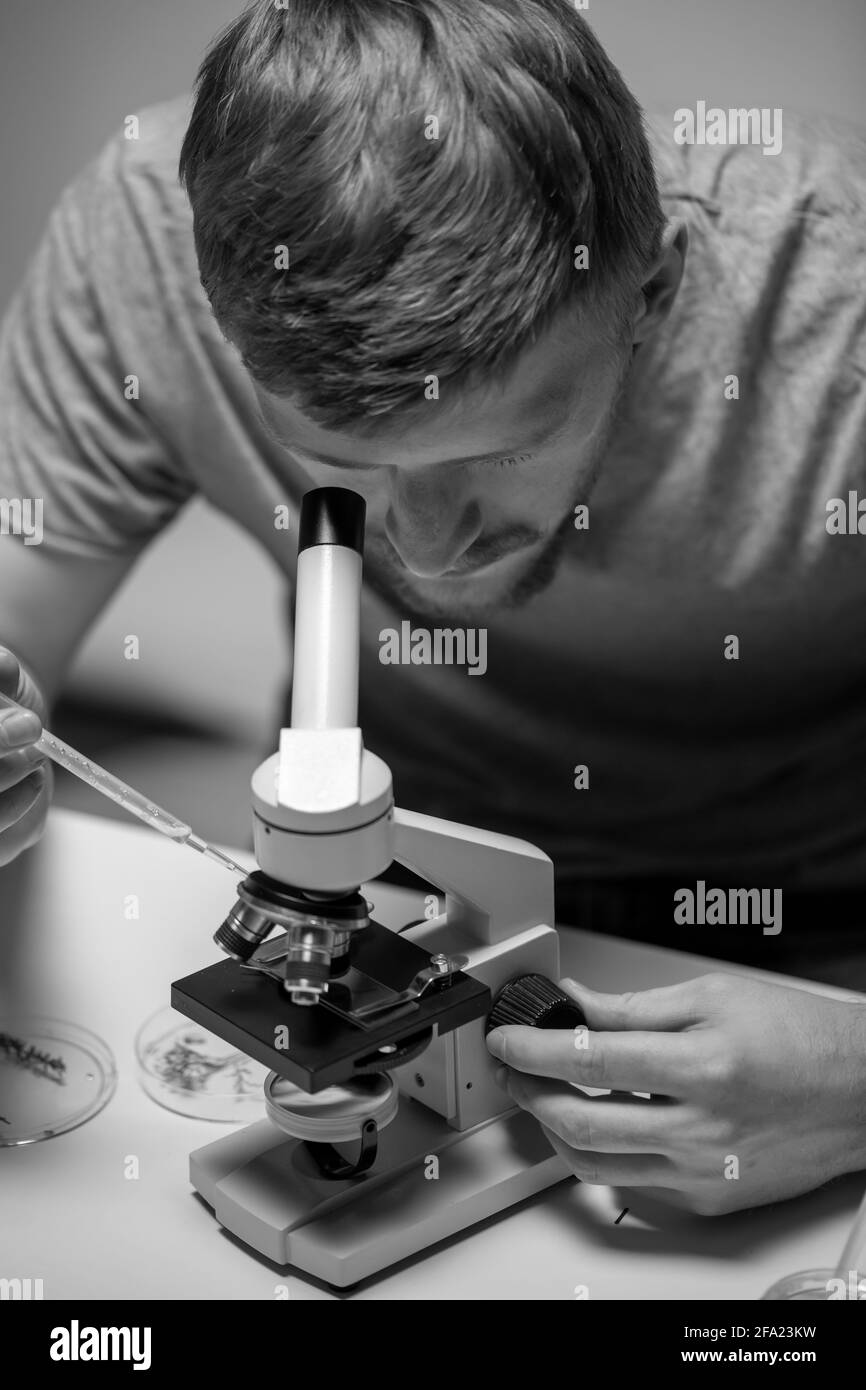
(1, 0, 865, 1341)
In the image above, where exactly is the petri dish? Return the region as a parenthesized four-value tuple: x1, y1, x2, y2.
(0, 1017, 116, 1146)
(135, 1006, 269, 1121)
(761, 1267, 864, 1300)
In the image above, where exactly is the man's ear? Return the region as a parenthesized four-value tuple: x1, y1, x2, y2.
(632, 219, 688, 345)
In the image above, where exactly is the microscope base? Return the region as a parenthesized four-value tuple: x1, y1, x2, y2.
(190, 1103, 570, 1287)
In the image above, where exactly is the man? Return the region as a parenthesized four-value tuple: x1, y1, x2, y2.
(0, 0, 864, 1214)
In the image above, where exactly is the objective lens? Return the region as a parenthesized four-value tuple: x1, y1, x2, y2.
(284, 923, 340, 1004)
(214, 901, 274, 961)
(213, 874, 370, 1000)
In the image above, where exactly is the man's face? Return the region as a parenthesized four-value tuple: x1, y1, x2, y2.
(253, 302, 634, 618)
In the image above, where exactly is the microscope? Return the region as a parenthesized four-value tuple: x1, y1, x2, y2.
(172, 488, 583, 1287)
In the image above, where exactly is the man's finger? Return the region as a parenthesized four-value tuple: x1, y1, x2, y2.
(0, 746, 45, 793)
(0, 707, 43, 754)
(539, 1124, 677, 1189)
(0, 648, 18, 692)
(500, 1071, 681, 1152)
(0, 767, 47, 833)
(488, 1024, 701, 1095)
(0, 648, 46, 720)
(559, 977, 707, 1032)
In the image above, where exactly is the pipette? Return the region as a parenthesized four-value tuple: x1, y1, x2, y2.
(0, 690, 249, 878)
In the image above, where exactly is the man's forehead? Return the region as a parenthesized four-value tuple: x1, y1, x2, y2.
(253, 305, 605, 468)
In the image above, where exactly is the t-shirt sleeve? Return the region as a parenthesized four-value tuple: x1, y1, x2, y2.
(0, 137, 196, 559)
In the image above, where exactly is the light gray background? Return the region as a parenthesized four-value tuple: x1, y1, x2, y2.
(1, 1, 864, 846)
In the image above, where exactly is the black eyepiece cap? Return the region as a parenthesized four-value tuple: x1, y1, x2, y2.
(298, 488, 366, 555)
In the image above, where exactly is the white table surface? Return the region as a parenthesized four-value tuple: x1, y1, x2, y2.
(1, 807, 863, 1301)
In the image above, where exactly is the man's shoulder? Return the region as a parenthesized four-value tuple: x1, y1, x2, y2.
(55, 96, 206, 321)
(642, 106, 866, 383)
(44, 95, 228, 391)
(645, 107, 866, 227)
(85, 95, 193, 209)
(134, 94, 194, 151)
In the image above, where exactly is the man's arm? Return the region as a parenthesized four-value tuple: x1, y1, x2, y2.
(0, 120, 199, 708)
(0, 124, 198, 865)
(0, 538, 133, 713)
(0, 540, 137, 867)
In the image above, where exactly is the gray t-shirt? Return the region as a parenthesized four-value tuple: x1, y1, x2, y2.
(2, 96, 866, 899)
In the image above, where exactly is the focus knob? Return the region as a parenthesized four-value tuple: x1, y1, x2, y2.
(486, 974, 586, 1033)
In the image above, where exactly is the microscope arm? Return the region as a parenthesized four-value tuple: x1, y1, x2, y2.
(392, 806, 555, 947)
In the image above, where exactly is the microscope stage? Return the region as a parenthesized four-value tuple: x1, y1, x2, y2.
(171, 921, 490, 1092)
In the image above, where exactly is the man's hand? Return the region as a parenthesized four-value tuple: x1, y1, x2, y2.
(0, 646, 51, 869)
(486, 973, 866, 1214)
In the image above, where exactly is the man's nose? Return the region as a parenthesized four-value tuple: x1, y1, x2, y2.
(384, 473, 482, 578)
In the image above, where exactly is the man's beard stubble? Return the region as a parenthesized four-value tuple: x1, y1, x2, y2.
(363, 353, 633, 622)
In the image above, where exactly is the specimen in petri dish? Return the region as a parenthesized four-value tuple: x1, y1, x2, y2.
(135, 1007, 269, 1121)
(0, 1018, 116, 1146)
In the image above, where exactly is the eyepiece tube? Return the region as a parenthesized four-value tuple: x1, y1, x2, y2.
(290, 489, 366, 730)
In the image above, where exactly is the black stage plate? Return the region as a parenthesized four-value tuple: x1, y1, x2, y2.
(171, 921, 490, 1092)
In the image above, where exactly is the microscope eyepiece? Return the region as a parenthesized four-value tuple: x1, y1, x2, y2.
(297, 487, 365, 554)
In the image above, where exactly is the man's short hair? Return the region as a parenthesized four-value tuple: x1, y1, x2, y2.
(179, 0, 665, 430)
